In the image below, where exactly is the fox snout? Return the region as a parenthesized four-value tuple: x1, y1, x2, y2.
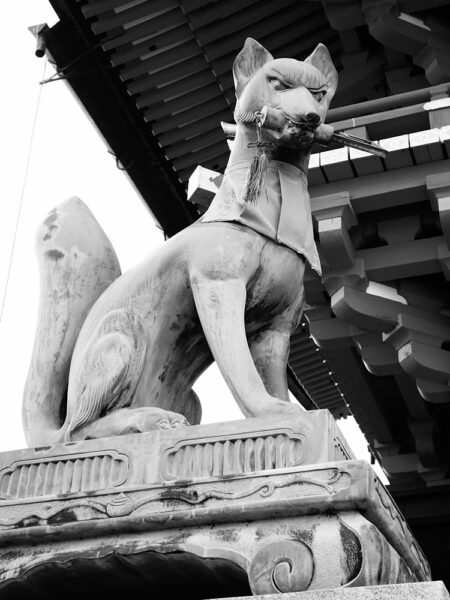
(300, 111, 321, 128)
(278, 88, 323, 131)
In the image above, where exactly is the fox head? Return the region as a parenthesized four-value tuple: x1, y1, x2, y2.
(233, 38, 338, 148)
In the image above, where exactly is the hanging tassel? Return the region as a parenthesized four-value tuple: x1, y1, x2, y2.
(242, 149, 269, 204)
(242, 112, 272, 205)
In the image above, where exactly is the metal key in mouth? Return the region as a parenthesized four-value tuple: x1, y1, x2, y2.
(222, 106, 388, 159)
(328, 131, 387, 158)
(260, 107, 388, 158)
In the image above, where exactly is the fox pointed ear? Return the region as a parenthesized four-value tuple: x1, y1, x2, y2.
(305, 43, 338, 105)
(233, 38, 273, 97)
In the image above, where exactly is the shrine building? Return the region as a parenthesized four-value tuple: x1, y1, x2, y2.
(2, 0, 450, 595)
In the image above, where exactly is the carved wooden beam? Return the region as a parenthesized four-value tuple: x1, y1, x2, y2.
(382, 134, 414, 169)
(357, 236, 449, 281)
(356, 333, 402, 377)
(311, 158, 450, 213)
(410, 128, 444, 162)
(362, 3, 450, 85)
(313, 191, 357, 269)
(438, 244, 450, 281)
(385, 313, 450, 388)
(309, 0, 450, 86)
(393, 374, 443, 475)
(427, 172, 450, 249)
(325, 274, 450, 409)
(319, 147, 354, 182)
(330, 279, 448, 330)
(187, 165, 223, 209)
(331, 285, 399, 332)
(321, 259, 367, 298)
(310, 312, 443, 477)
(333, 51, 386, 106)
(414, 35, 450, 86)
(308, 317, 361, 349)
(408, 418, 441, 470)
(415, 378, 450, 404)
(427, 94, 450, 129)
(398, 278, 448, 313)
(395, 374, 429, 420)
(325, 347, 394, 446)
(349, 146, 384, 177)
(380, 452, 420, 479)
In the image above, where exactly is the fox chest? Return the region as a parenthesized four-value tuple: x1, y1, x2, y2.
(244, 241, 305, 331)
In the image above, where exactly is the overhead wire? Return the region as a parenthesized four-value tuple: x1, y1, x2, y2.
(0, 59, 47, 325)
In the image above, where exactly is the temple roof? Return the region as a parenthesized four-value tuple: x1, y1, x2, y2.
(42, 0, 449, 225)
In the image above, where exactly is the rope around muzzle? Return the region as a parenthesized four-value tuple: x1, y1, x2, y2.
(242, 111, 273, 205)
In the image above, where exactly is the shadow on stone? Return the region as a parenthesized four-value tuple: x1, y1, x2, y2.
(0, 550, 251, 600)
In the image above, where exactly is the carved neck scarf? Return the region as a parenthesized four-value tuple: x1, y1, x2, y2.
(200, 159, 322, 276)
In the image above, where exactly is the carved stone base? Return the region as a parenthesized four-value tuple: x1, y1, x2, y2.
(218, 581, 450, 599)
(0, 411, 430, 596)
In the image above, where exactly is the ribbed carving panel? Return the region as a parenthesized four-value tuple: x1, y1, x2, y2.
(0, 451, 128, 499)
(161, 432, 305, 481)
(334, 438, 351, 462)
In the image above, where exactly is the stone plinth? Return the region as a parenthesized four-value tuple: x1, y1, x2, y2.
(218, 581, 450, 599)
(0, 411, 430, 597)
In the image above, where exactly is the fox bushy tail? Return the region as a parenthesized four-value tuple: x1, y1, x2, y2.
(22, 197, 121, 447)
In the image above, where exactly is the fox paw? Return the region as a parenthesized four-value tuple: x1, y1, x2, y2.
(71, 407, 189, 440)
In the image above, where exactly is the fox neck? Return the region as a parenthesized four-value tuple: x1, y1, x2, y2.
(229, 122, 312, 175)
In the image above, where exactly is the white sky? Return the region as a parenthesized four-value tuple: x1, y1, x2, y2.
(0, 1, 381, 482)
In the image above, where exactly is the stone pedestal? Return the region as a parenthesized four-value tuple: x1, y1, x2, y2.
(219, 581, 450, 599)
(0, 411, 430, 597)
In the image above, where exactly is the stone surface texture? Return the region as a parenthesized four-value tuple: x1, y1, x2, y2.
(0, 412, 430, 596)
(218, 581, 449, 599)
(23, 40, 338, 447)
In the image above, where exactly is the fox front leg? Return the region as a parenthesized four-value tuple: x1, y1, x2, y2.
(190, 276, 267, 416)
(249, 328, 291, 402)
(191, 276, 303, 417)
(189, 225, 303, 418)
(249, 294, 305, 404)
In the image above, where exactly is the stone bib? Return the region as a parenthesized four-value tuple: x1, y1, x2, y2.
(200, 159, 321, 275)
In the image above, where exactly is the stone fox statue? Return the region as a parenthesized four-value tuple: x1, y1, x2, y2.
(23, 39, 338, 446)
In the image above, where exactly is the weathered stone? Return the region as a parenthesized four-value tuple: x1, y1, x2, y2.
(23, 39, 339, 446)
(12, 33, 437, 600)
(0, 414, 430, 595)
(218, 581, 450, 599)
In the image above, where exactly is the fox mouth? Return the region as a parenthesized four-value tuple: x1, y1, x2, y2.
(284, 121, 315, 145)
(285, 118, 317, 133)
(263, 107, 318, 147)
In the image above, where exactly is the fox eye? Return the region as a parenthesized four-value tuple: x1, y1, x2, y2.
(268, 77, 288, 91)
(310, 89, 326, 101)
